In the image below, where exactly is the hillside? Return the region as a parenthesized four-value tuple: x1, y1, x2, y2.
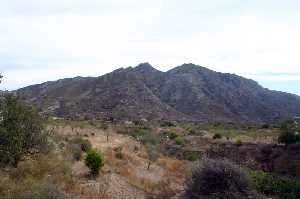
(18, 63, 300, 123)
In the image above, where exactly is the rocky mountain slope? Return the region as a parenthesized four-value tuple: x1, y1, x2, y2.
(18, 63, 300, 123)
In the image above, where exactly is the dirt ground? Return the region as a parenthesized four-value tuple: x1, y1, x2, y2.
(54, 125, 186, 199)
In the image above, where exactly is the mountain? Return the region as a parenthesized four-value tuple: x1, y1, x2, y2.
(17, 63, 300, 123)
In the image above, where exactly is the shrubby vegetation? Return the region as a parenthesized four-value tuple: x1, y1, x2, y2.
(160, 121, 176, 127)
(175, 136, 185, 146)
(185, 158, 262, 199)
(278, 120, 300, 145)
(146, 145, 159, 170)
(85, 149, 104, 176)
(114, 146, 124, 159)
(235, 139, 242, 146)
(68, 137, 92, 161)
(80, 139, 92, 152)
(213, 133, 222, 139)
(0, 94, 49, 167)
(249, 170, 300, 199)
(168, 131, 179, 140)
(183, 152, 200, 162)
(132, 128, 160, 145)
(0, 152, 72, 198)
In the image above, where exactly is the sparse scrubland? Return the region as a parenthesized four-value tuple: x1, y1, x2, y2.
(1, 93, 300, 198)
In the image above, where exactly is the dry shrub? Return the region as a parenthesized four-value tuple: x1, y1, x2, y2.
(22, 181, 68, 199)
(78, 177, 110, 199)
(149, 178, 177, 199)
(157, 157, 185, 179)
(0, 152, 74, 198)
(185, 158, 263, 199)
(11, 153, 72, 183)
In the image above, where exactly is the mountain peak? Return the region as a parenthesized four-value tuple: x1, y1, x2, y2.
(18, 63, 300, 123)
(135, 63, 158, 73)
(168, 63, 210, 74)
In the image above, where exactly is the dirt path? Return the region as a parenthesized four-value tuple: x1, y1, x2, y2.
(57, 125, 186, 198)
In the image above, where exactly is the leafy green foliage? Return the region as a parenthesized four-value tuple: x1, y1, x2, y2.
(160, 121, 176, 127)
(278, 120, 300, 145)
(213, 133, 222, 139)
(132, 128, 160, 145)
(0, 95, 48, 167)
(175, 136, 185, 146)
(169, 131, 179, 140)
(249, 171, 300, 199)
(183, 152, 199, 162)
(85, 150, 104, 176)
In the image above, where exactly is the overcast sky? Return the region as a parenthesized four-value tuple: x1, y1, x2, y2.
(0, 0, 300, 95)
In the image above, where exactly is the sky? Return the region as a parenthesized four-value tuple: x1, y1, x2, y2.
(0, 0, 300, 95)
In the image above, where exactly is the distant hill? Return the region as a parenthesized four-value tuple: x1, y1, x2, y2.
(18, 63, 300, 123)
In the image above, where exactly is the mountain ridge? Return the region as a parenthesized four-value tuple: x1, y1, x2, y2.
(17, 63, 300, 123)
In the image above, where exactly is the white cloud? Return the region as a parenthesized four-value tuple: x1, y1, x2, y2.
(0, 0, 300, 93)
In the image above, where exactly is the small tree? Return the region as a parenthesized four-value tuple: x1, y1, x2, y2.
(0, 94, 48, 167)
(85, 150, 104, 176)
(146, 145, 159, 170)
(278, 120, 300, 145)
(106, 129, 110, 142)
(80, 139, 92, 152)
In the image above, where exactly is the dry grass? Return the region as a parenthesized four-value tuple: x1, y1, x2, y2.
(41, 123, 190, 198)
(0, 151, 75, 198)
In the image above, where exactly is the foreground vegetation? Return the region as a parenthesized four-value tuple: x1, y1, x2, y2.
(0, 91, 299, 198)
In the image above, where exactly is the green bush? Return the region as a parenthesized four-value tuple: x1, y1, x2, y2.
(132, 128, 160, 145)
(175, 136, 185, 146)
(236, 139, 242, 146)
(213, 133, 222, 139)
(278, 131, 300, 145)
(161, 121, 176, 127)
(184, 153, 199, 162)
(249, 171, 300, 199)
(278, 120, 300, 145)
(85, 150, 104, 176)
(169, 131, 179, 140)
(0, 95, 48, 167)
(80, 139, 92, 152)
(261, 124, 270, 129)
(188, 128, 204, 136)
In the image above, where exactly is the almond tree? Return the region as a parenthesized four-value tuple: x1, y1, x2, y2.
(146, 145, 159, 170)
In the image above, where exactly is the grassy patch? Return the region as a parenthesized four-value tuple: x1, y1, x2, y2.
(249, 170, 300, 199)
(175, 136, 185, 146)
(0, 152, 73, 198)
